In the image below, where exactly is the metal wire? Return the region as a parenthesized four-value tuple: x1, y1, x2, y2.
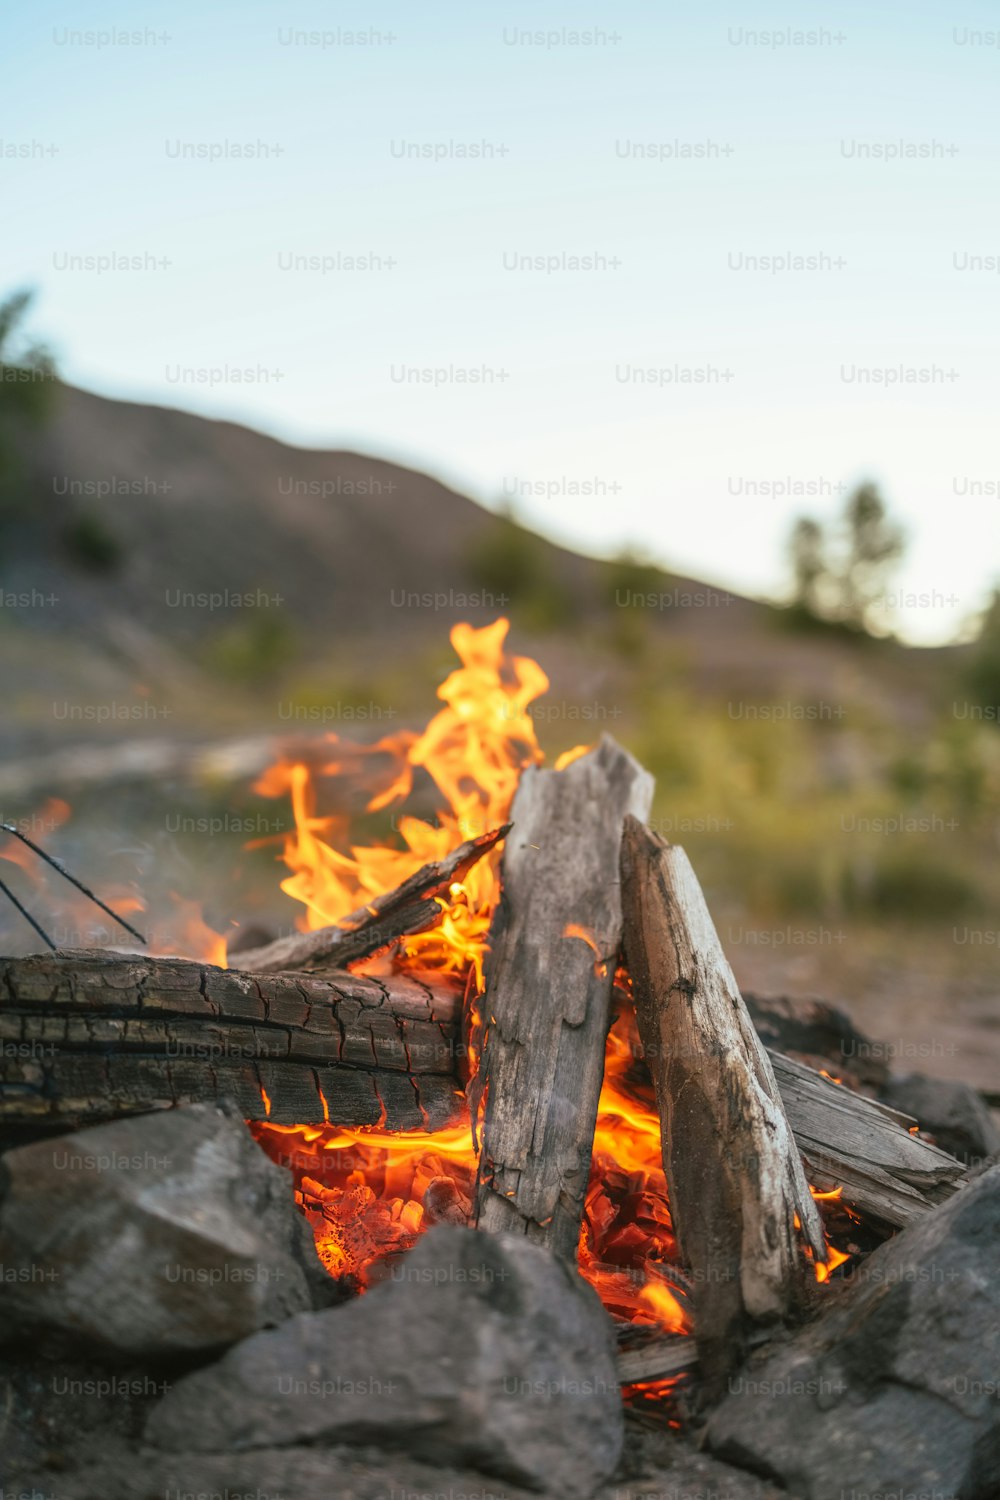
(0, 871, 56, 949)
(0, 823, 146, 945)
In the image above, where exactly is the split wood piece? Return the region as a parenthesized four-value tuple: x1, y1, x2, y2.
(770, 1050, 968, 1229)
(473, 735, 654, 1262)
(610, 994, 965, 1235)
(619, 818, 827, 1399)
(232, 824, 510, 974)
(0, 950, 464, 1133)
(616, 1334, 697, 1387)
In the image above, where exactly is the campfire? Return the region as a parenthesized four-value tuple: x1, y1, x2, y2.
(235, 620, 692, 1369)
(1, 618, 972, 1428)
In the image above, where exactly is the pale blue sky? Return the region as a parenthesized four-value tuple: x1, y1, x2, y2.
(4, 0, 999, 641)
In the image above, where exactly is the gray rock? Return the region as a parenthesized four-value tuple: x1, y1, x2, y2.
(35, 1444, 543, 1500)
(26, 1441, 788, 1500)
(0, 1103, 326, 1357)
(147, 1223, 624, 1496)
(881, 1072, 1000, 1166)
(602, 1420, 793, 1499)
(706, 1164, 1000, 1499)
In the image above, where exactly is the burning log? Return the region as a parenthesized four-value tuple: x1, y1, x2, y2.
(770, 1050, 967, 1228)
(619, 817, 827, 1397)
(0, 950, 463, 1133)
(230, 825, 509, 974)
(473, 736, 654, 1261)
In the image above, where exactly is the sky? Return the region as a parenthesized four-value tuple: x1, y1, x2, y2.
(3, 0, 999, 644)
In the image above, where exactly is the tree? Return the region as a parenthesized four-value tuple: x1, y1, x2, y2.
(0, 288, 57, 515)
(787, 482, 905, 634)
(788, 516, 826, 618)
(966, 587, 1000, 717)
(841, 482, 906, 628)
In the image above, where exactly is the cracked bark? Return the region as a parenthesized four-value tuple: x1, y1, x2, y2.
(472, 735, 654, 1261)
(0, 950, 463, 1134)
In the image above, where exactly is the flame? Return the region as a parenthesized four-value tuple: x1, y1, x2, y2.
(151, 894, 230, 967)
(253, 619, 546, 986)
(580, 999, 690, 1332)
(554, 744, 591, 771)
(814, 1243, 852, 1283)
(562, 923, 610, 979)
(806, 1185, 853, 1281)
(637, 1280, 688, 1334)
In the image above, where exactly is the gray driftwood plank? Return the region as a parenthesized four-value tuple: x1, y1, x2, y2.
(770, 1049, 967, 1228)
(473, 735, 654, 1261)
(620, 818, 827, 1398)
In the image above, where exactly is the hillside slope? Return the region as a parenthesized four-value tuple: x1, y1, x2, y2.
(0, 383, 960, 751)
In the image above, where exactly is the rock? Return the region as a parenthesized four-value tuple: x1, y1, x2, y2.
(706, 1164, 1000, 1500)
(0, 1103, 328, 1357)
(603, 1418, 792, 1500)
(147, 1223, 624, 1496)
(0, 1347, 169, 1489)
(31, 1444, 544, 1500)
(745, 991, 889, 1092)
(24, 1440, 787, 1500)
(881, 1072, 1000, 1166)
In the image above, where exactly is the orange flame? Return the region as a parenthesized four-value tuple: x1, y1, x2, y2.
(562, 923, 610, 979)
(253, 619, 546, 986)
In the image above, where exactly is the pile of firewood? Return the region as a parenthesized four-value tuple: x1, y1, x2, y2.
(0, 736, 969, 1395)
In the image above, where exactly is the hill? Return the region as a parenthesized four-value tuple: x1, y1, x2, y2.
(0, 383, 961, 758)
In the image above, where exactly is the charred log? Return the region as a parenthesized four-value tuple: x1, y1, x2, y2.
(616, 1332, 697, 1387)
(744, 991, 889, 1092)
(770, 1050, 967, 1229)
(0, 950, 464, 1134)
(231, 825, 509, 974)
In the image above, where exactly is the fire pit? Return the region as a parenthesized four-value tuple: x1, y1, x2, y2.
(1, 619, 997, 1500)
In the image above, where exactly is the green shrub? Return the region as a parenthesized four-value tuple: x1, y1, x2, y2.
(62, 511, 123, 571)
(202, 612, 297, 682)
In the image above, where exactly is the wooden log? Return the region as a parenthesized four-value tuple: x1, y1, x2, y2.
(610, 996, 966, 1235)
(473, 735, 654, 1261)
(769, 1050, 967, 1228)
(616, 1333, 697, 1387)
(231, 825, 509, 974)
(619, 818, 827, 1398)
(0, 950, 464, 1133)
